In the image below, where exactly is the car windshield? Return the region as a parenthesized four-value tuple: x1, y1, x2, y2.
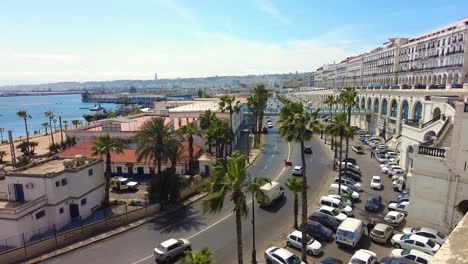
(401, 234, 411, 240)
(402, 249, 411, 255)
(330, 209, 339, 216)
(338, 201, 346, 207)
(373, 229, 384, 236)
(286, 255, 302, 264)
(350, 258, 366, 264)
(437, 232, 445, 239)
(373, 178, 380, 183)
(427, 240, 436, 248)
(157, 245, 167, 252)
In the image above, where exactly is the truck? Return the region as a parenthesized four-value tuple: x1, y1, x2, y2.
(335, 218, 364, 248)
(113, 177, 139, 192)
(258, 181, 284, 208)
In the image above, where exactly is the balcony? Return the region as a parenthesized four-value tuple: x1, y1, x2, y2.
(0, 196, 47, 217)
(418, 146, 446, 158)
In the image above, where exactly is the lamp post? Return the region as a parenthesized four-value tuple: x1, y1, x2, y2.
(0, 128, 4, 143)
(249, 173, 257, 264)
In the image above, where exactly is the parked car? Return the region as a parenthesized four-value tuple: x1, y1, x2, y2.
(327, 194, 353, 207)
(370, 176, 382, 190)
(308, 212, 341, 232)
(348, 249, 377, 264)
(319, 196, 354, 216)
(339, 171, 362, 182)
(370, 223, 394, 243)
(341, 166, 362, 176)
(286, 230, 322, 256)
(390, 192, 410, 204)
(352, 145, 364, 154)
(315, 205, 347, 222)
(388, 165, 403, 176)
(304, 146, 313, 154)
(303, 220, 334, 241)
(321, 257, 344, 264)
(154, 238, 191, 262)
(264, 246, 305, 264)
(390, 249, 433, 264)
(384, 211, 405, 226)
(376, 154, 388, 164)
(339, 158, 357, 165)
(339, 162, 360, 172)
(391, 234, 440, 255)
(388, 201, 410, 214)
(402, 227, 446, 245)
(336, 218, 364, 248)
(329, 183, 360, 200)
(365, 195, 382, 212)
(334, 176, 362, 192)
(393, 177, 406, 192)
(292, 166, 303, 176)
(379, 257, 416, 264)
(386, 152, 398, 159)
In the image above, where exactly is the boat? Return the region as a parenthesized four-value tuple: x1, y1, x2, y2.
(83, 104, 108, 122)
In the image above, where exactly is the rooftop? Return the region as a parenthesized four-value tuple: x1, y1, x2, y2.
(86, 114, 168, 132)
(168, 102, 222, 113)
(432, 212, 468, 263)
(16, 159, 66, 175)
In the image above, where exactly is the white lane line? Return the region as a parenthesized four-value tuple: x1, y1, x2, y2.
(130, 141, 291, 264)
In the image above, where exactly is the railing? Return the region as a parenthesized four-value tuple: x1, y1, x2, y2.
(418, 146, 446, 157)
(0, 196, 47, 215)
(436, 118, 450, 138)
(421, 116, 440, 129)
(420, 139, 434, 146)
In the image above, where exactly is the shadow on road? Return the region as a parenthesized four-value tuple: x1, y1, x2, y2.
(259, 196, 288, 213)
(150, 205, 207, 234)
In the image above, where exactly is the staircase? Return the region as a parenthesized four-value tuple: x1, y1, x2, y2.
(435, 122, 453, 148)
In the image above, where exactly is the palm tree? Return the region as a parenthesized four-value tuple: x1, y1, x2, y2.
(91, 135, 125, 206)
(324, 95, 335, 147)
(71, 119, 80, 128)
(44, 111, 55, 145)
(164, 138, 186, 203)
(285, 177, 302, 229)
(200, 150, 249, 264)
(179, 247, 214, 264)
(0, 150, 6, 163)
(63, 120, 69, 129)
(59, 116, 64, 144)
(207, 119, 233, 159)
(278, 102, 320, 262)
(326, 113, 354, 194)
(253, 85, 268, 134)
(340, 88, 358, 176)
(219, 95, 241, 155)
(29, 141, 39, 156)
(42, 122, 49, 135)
(177, 122, 201, 175)
(200, 110, 216, 130)
(16, 110, 31, 153)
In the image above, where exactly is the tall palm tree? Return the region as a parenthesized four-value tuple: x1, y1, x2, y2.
(177, 122, 201, 175)
(44, 111, 55, 145)
(91, 134, 125, 206)
(200, 110, 217, 154)
(278, 102, 320, 262)
(134, 117, 171, 175)
(285, 177, 302, 229)
(16, 110, 31, 153)
(340, 88, 358, 176)
(219, 95, 241, 155)
(0, 150, 7, 163)
(200, 150, 250, 264)
(324, 95, 335, 148)
(42, 122, 49, 135)
(164, 138, 186, 203)
(71, 119, 80, 128)
(179, 247, 214, 264)
(246, 94, 259, 141)
(63, 120, 69, 129)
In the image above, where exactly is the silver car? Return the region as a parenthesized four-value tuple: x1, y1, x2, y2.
(154, 238, 191, 262)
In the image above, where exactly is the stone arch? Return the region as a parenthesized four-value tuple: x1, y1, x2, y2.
(442, 74, 447, 85)
(374, 98, 379, 114)
(437, 74, 442, 84)
(448, 73, 453, 84)
(423, 75, 427, 85)
(456, 200, 468, 216)
(413, 101, 423, 122)
(382, 98, 388, 116)
(367, 98, 372, 110)
(360, 97, 365, 110)
(433, 107, 441, 120)
(401, 100, 409, 120)
(423, 130, 436, 142)
(453, 73, 459, 84)
(390, 99, 398, 118)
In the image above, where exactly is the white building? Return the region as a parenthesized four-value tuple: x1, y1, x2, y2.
(0, 157, 105, 246)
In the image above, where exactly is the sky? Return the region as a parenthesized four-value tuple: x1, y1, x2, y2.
(0, 0, 467, 85)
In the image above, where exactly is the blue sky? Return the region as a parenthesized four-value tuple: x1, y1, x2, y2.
(0, 0, 467, 85)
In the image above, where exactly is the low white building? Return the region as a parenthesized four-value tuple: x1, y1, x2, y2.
(0, 157, 105, 247)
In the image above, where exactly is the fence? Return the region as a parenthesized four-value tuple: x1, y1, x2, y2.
(0, 202, 161, 264)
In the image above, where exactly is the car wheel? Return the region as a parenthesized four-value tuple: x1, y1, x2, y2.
(307, 250, 313, 256)
(286, 241, 292, 247)
(266, 259, 272, 264)
(394, 243, 401, 248)
(187, 246, 192, 251)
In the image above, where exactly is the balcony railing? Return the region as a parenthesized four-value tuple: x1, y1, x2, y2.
(418, 146, 446, 158)
(421, 116, 440, 128)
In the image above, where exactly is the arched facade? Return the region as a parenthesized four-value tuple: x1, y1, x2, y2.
(367, 98, 372, 110)
(433, 107, 441, 120)
(413, 101, 423, 122)
(374, 98, 379, 114)
(401, 100, 409, 120)
(382, 99, 388, 116)
(390, 99, 398, 118)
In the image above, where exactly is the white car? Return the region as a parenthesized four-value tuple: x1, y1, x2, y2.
(335, 176, 362, 192)
(388, 165, 403, 176)
(384, 211, 405, 226)
(352, 145, 364, 154)
(402, 227, 446, 245)
(327, 194, 353, 206)
(391, 234, 441, 255)
(370, 176, 382, 190)
(376, 155, 388, 164)
(153, 238, 191, 261)
(388, 201, 410, 214)
(292, 166, 303, 176)
(380, 164, 390, 174)
(348, 249, 377, 264)
(286, 230, 322, 256)
(393, 177, 406, 192)
(268, 122, 273, 128)
(391, 170, 406, 180)
(264, 246, 305, 264)
(390, 249, 433, 264)
(315, 205, 347, 222)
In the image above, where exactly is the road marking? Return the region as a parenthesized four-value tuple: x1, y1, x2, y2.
(129, 141, 291, 264)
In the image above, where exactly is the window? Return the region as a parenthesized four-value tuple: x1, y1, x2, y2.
(55, 181, 60, 187)
(116, 166, 122, 174)
(59, 207, 64, 214)
(61, 178, 68, 186)
(36, 210, 46, 220)
(443, 39, 445, 45)
(418, 258, 428, 264)
(88, 169, 93, 176)
(137, 167, 144, 175)
(448, 37, 451, 44)
(81, 198, 87, 206)
(406, 255, 416, 261)
(415, 241, 425, 247)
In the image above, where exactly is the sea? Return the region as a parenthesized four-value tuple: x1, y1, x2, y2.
(0, 94, 117, 138)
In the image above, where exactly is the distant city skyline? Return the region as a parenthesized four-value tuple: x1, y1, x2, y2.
(0, 0, 467, 85)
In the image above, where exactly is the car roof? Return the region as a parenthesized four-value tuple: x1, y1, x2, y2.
(404, 249, 433, 258)
(294, 166, 302, 169)
(319, 205, 334, 211)
(271, 248, 294, 259)
(289, 230, 303, 238)
(160, 238, 178, 247)
(409, 234, 430, 243)
(387, 211, 403, 217)
(372, 175, 381, 179)
(353, 249, 376, 260)
(374, 223, 391, 231)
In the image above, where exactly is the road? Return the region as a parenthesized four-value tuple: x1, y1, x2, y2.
(43, 115, 335, 264)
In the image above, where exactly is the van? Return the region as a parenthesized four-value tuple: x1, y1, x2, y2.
(319, 196, 353, 216)
(329, 183, 360, 200)
(334, 176, 362, 192)
(258, 181, 285, 207)
(335, 218, 364, 248)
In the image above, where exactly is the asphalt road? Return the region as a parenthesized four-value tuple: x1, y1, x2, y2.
(44, 115, 335, 264)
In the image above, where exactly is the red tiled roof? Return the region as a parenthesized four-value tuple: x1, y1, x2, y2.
(60, 141, 201, 164)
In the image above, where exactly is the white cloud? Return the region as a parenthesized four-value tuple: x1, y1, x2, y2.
(255, 0, 290, 25)
(156, 0, 198, 26)
(10, 52, 81, 61)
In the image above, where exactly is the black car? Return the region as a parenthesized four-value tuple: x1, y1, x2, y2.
(390, 191, 410, 204)
(308, 212, 340, 232)
(365, 194, 382, 212)
(321, 257, 344, 264)
(304, 146, 313, 154)
(262, 127, 268, 134)
(339, 158, 357, 165)
(302, 220, 333, 241)
(379, 257, 416, 264)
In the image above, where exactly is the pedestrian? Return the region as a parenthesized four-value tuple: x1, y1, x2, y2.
(366, 221, 373, 236)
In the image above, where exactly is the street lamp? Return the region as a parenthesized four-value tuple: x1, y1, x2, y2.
(248, 173, 257, 264)
(0, 128, 4, 144)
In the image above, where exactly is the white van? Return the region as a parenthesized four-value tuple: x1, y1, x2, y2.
(258, 181, 284, 207)
(329, 183, 360, 200)
(319, 196, 353, 216)
(336, 218, 364, 248)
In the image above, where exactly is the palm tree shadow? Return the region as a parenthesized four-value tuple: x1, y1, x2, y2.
(149, 205, 207, 234)
(259, 196, 287, 213)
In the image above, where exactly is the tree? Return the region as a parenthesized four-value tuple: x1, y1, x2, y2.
(44, 111, 55, 145)
(0, 150, 6, 163)
(164, 138, 186, 203)
(278, 102, 320, 262)
(179, 247, 214, 264)
(71, 119, 81, 128)
(207, 119, 233, 160)
(91, 135, 125, 206)
(17, 110, 31, 153)
(200, 110, 217, 154)
(16, 155, 32, 167)
(253, 85, 268, 134)
(177, 122, 201, 175)
(42, 122, 49, 135)
(63, 120, 69, 129)
(285, 177, 302, 229)
(324, 95, 335, 147)
(197, 89, 204, 98)
(219, 95, 241, 155)
(340, 88, 358, 176)
(29, 141, 39, 156)
(200, 150, 250, 264)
